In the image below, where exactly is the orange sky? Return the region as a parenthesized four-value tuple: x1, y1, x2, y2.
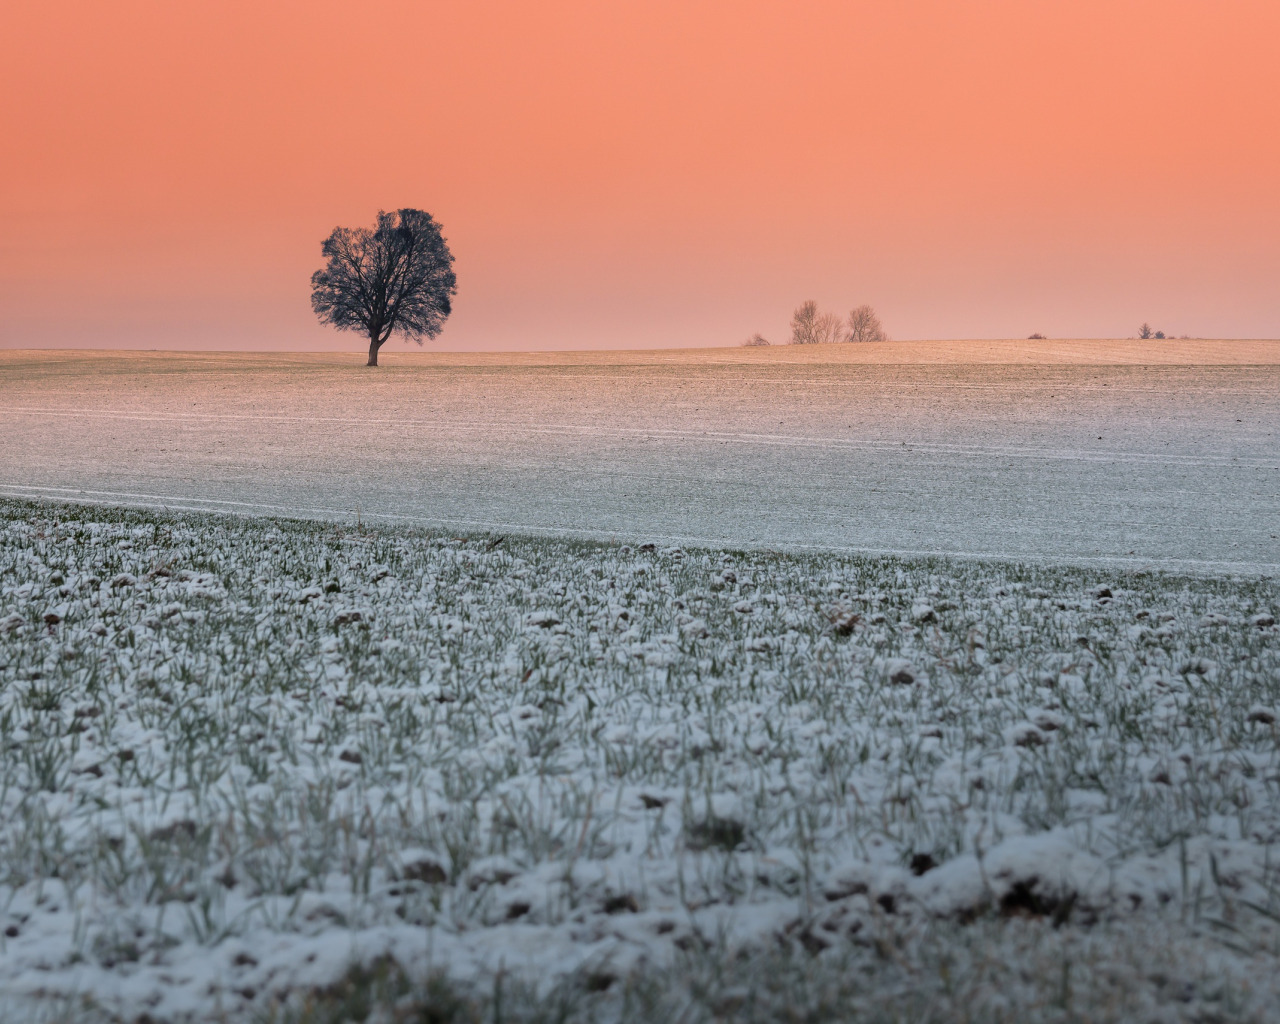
(2, 0, 1278, 351)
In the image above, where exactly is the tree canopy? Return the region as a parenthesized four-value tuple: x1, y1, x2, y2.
(310, 209, 457, 366)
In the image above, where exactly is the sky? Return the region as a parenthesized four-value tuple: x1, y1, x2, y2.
(2, 0, 1278, 352)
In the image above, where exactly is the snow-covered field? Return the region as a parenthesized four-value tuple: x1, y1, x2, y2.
(2, 498, 1279, 1022)
(2, 347, 1278, 571)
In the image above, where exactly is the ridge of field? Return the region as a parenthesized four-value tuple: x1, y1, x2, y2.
(2, 345, 1277, 572)
(1, 499, 1278, 1023)
(5, 338, 1280, 365)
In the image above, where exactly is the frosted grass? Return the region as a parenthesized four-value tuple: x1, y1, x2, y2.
(1, 498, 1279, 1021)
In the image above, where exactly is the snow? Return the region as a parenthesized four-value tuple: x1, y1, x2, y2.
(1, 350, 1278, 571)
(1, 499, 1278, 1020)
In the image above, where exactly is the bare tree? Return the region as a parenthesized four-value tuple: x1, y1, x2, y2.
(847, 304, 887, 343)
(790, 301, 845, 344)
(311, 209, 457, 366)
(742, 333, 771, 347)
(790, 300, 822, 345)
(1138, 322, 1154, 339)
(815, 311, 846, 344)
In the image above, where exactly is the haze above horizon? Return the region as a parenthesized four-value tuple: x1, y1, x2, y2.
(3, 1, 1278, 352)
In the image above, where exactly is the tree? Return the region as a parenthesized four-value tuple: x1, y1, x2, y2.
(790, 301, 845, 345)
(790, 301, 821, 344)
(311, 209, 457, 366)
(742, 333, 771, 347)
(815, 311, 845, 345)
(1138, 322, 1154, 339)
(847, 304, 888, 343)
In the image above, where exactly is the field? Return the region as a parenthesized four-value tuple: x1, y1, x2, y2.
(2, 497, 1279, 1022)
(2, 343, 1279, 1021)
(2, 344, 1278, 571)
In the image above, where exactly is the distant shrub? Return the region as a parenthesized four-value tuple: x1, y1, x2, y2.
(1028, 332, 1046, 340)
(742, 333, 770, 347)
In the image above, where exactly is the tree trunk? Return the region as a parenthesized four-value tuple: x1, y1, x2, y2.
(367, 334, 381, 367)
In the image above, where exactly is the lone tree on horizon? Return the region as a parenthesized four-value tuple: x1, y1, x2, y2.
(310, 209, 457, 366)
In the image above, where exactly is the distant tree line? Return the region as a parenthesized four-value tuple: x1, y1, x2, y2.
(743, 301, 887, 347)
(1027, 326, 1194, 341)
(744, 314, 1194, 348)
